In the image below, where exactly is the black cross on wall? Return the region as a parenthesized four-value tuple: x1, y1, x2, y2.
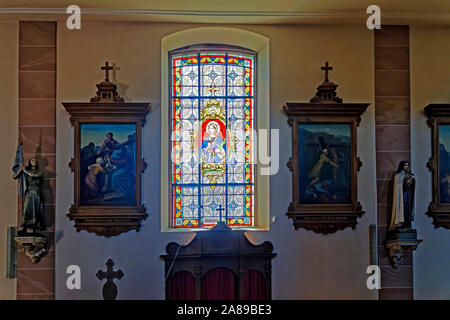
(96, 258, 124, 300)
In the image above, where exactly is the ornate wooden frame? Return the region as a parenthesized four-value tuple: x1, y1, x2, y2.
(424, 103, 450, 229)
(283, 103, 369, 234)
(62, 102, 151, 237)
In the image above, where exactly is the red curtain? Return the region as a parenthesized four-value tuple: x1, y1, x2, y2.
(169, 271, 196, 300)
(243, 270, 266, 300)
(202, 268, 236, 300)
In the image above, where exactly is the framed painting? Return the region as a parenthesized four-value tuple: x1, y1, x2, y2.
(438, 124, 450, 204)
(298, 123, 351, 205)
(63, 68, 150, 237)
(424, 104, 450, 229)
(283, 98, 369, 234)
(63, 104, 150, 237)
(79, 123, 137, 207)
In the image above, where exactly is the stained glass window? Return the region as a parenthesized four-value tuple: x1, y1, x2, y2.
(170, 46, 255, 228)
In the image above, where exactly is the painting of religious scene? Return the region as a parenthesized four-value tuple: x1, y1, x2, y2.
(80, 123, 136, 206)
(298, 124, 351, 204)
(438, 124, 450, 203)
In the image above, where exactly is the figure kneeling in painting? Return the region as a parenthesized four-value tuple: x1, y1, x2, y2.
(303, 137, 350, 204)
(80, 131, 136, 206)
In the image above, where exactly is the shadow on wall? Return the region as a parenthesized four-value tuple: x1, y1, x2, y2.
(112, 62, 132, 102)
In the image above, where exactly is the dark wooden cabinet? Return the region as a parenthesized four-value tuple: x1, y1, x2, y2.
(161, 223, 276, 300)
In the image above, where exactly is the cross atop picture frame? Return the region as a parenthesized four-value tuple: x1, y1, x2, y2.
(63, 61, 151, 237)
(283, 62, 369, 234)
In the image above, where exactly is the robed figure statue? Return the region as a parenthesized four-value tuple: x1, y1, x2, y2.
(12, 144, 44, 234)
(384, 160, 422, 268)
(389, 160, 415, 231)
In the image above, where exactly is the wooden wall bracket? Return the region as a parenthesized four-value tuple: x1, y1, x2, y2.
(384, 237, 423, 268)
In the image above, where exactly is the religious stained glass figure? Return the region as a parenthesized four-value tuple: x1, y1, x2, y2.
(170, 48, 255, 228)
(202, 121, 226, 164)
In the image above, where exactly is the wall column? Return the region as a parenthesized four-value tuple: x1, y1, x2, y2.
(375, 25, 413, 300)
(17, 21, 56, 300)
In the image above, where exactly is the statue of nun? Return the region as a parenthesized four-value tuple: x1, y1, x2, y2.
(389, 160, 415, 231)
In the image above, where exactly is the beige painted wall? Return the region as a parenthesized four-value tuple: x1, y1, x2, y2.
(410, 26, 450, 299)
(54, 21, 376, 299)
(0, 20, 18, 300)
(0, 17, 448, 301)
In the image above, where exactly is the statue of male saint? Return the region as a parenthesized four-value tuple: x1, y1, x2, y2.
(12, 144, 44, 234)
(389, 160, 415, 231)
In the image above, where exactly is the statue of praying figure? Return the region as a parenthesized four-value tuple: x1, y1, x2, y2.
(13, 157, 44, 234)
(389, 160, 416, 231)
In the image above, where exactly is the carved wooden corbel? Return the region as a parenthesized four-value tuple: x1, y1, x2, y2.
(68, 157, 75, 172)
(384, 238, 423, 268)
(287, 157, 293, 171)
(426, 157, 434, 171)
(15, 235, 48, 264)
(140, 158, 148, 173)
(287, 117, 294, 127)
(69, 116, 76, 126)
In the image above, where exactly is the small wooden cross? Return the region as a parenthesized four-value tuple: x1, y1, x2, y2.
(321, 61, 333, 82)
(96, 258, 124, 300)
(216, 204, 226, 222)
(101, 61, 113, 82)
(207, 84, 220, 96)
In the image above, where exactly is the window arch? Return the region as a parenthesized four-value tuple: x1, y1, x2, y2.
(169, 45, 256, 228)
(160, 27, 270, 231)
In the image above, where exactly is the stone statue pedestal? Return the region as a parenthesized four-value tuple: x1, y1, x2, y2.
(383, 229, 422, 268)
(15, 234, 48, 264)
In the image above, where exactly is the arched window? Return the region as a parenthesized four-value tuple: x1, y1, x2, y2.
(160, 27, 270, 231)
(169, 45, 256, 228)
